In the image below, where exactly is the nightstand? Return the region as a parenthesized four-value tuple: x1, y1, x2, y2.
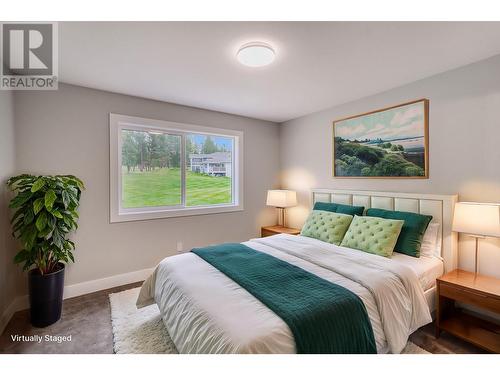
(261, 225, 301, 237)
(436, 269, 500, 353)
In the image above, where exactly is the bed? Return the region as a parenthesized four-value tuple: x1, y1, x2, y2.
(137, 189, 458, 354)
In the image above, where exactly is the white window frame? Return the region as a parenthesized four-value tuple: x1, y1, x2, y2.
(110, 113, 244, 223)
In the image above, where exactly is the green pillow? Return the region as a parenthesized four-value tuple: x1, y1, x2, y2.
(313, 202, 365, 216)
(366, 208, 432, 257)
(300, 211, 353, 245)
(340, 215, 404, 257)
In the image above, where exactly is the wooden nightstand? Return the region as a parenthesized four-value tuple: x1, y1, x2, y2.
(436, 269, 500, 353)
(261, 225, 301, 237)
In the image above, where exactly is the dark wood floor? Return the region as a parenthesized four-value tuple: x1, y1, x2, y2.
(0, 283, 487, 354)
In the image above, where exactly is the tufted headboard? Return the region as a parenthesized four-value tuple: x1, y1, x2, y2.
(311, 189, 458, 272)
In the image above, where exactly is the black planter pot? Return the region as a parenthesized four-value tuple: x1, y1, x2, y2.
(28, 263, 65, 328)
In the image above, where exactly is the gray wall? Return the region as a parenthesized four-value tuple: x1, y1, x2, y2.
(0, 91, 20, 326)
(13, 83, 281, 287)
(280, 55, 500, 277)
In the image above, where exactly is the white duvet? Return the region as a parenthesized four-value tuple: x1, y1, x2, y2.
(137, 234, 432, 354)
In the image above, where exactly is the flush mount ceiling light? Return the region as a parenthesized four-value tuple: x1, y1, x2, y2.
(237, 42, 275, 67)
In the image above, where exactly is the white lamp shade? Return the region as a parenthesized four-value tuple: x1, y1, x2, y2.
(266, 190, 297, 208)
(452, 202, 500, 238)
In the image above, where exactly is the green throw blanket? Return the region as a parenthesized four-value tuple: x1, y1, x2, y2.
(192, 243, 376, 354)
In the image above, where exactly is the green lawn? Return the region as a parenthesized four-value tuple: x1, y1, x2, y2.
(122, 167, 231, 208)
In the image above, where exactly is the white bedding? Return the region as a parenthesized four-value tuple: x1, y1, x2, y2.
(137, 234, 432, 354)
(390, 253, 444, 291)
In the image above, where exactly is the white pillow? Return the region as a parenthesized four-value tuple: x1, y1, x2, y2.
(420, 223, 441, 258)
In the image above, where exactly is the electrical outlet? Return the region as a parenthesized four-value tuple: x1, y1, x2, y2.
(176, 241, 183, 253)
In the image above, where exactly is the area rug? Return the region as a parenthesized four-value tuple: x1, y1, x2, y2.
(109, 287, 430, 354)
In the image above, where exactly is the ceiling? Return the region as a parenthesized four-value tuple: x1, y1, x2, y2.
(59, 22, 500, 122)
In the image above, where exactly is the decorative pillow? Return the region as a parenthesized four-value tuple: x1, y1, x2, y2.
(313, 202, 365, 216)
(420, 223, 440, 258)
(365, 208, 432, 258)
(300, 211, 353, 245)
(340, 215, 404, 257)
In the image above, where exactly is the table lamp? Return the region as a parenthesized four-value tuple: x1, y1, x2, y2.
(266, 190, 297, 227)
(452, 202, 500, 275)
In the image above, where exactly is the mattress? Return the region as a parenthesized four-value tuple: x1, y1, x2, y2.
(390, 253, 444, 291)
(424, 287, 437, 313)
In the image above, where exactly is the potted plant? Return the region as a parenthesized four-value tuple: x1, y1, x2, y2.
(7, 174, 84, 327)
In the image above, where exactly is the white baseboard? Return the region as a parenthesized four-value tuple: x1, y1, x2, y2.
(0, 267, 154, 334)
(0, 295, 28, 335)
(62, 267, 153, 300)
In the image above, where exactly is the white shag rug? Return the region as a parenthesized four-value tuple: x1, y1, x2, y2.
(110, 287, 178, 354)
(110, 287, 430, 354)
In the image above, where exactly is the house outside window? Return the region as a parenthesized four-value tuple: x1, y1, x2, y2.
(188, 152, 232, 177)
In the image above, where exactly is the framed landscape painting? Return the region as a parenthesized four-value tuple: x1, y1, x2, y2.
(333, 99, 429, 178)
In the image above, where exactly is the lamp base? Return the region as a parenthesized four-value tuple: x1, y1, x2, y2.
(277, 207, 286, 227)
(468, 235, 485, 277)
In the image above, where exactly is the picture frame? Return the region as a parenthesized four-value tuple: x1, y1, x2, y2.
(332, 99, 429, 178)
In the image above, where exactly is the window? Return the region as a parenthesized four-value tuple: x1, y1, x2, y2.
(121, 129, 182, 208)
(110, 114, 243, 222)
(185, 133, 234, 206)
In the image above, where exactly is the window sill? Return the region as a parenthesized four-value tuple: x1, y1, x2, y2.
(110, 204, 244, 223)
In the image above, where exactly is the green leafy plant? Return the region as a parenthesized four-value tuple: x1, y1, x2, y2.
(7, 174, 84, 275)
